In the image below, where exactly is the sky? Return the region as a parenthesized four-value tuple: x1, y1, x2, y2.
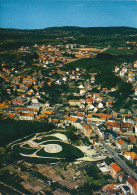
(0, 0, 137, 29)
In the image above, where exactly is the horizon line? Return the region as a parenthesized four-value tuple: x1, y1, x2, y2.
(1, 25, 137, 31)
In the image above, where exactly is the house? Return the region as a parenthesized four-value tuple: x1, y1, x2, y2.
(119, 70, 125, 77)
(119, 172, 127, 182)
(23, 76, 36, 85)
(128, 71, 135, 77)
(19, 113, 35, 120)
(76, 112, 84, 120)
(121, 122, 132, 132)
(106, 101, 113, 108)
(82, 123, 93, 137)
(88, 113, 112, 122)
(68, 99, 85, 107)
(98, 102, 104, 109)
(7, 89, 11, 94)
(133, 60, 137, 68)
(80, 89, 86, 95)
(128, 75, 135, 82)
(124, 151, 137, 165)
(97, 162, 110, 175)
(0, 103, 9, 110)
(110, 162, 122, 180)
(123, 151, 130, 160)
(123, 116, 134, 124)
(109, 130, 121, 143)
(62, 77, 67, 82)
(78, 84, 84, 89)
(126, 127, 134, 133)
(44, 110, 53, 115)
(27, 89, 34, 96)
(135, 88, 137, 96)
(102, 184, 121, 195)
(96, 124, 107, 138)
(93, 94, 103, 103)
(31, 97, 39, 104)
(116, 139, 128, 151)
(13, 100, 24, 106)
(14, 107, 38, 115)
(129, 136, 137, 144)
(72, 119, 83, 130)
(106, 121, 121, 132)
(126, 177, 137, 194)
(127, 143, 133, 151)
(13, 76, 20, 83)
(115, 66, 120, 73)
(9, 113, 15, 119)
(37, 114, 48, 120)
(128, 152, 137, 165)
(64, 116, 78, 126)
(122, 66, 128, 73)
(88, 114, 100, 122)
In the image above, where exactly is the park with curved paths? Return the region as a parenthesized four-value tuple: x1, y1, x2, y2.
(11, 133, 84, 163)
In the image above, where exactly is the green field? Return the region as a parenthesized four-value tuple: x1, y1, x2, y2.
(36, 140, 84, 160)
(13, 144, 37, 155)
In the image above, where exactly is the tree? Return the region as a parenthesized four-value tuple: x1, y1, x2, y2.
(65, 126, 78, 141)
(32, 52, 39, 59)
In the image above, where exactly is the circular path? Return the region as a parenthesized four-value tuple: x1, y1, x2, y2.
(44, 144, 62, 153)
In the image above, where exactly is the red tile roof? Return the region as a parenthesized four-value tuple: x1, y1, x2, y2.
(9, 113, 15, 119)
(111, 163, 121, 173)
(117, 139, 124, 146)
(127, 177, 137, 192)
(129, 136, 136, 143)
(102, 184, 121, 193)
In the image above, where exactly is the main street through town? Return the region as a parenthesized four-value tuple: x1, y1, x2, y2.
(100, 140, 137, 181)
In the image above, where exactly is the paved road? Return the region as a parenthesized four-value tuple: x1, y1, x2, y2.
(100, 140, 137, 181)
(99, 45, 110, 53)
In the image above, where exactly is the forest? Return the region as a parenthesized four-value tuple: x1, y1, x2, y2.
(0, 119, 55, 146)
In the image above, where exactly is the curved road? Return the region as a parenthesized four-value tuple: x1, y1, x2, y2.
(100, 140, 137, 181)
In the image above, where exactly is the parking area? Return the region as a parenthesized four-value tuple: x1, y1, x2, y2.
(76, 145, 106, 161)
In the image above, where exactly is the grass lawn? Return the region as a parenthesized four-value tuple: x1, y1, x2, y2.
(36, 141, 84, 161)
(22, 144, 33, 148)
(13, 144, 37, 155)
(81, 137, 91, 145)
(33, 136, 60, 143)
(12, 137, 84, 163)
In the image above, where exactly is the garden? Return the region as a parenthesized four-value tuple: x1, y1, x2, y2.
(11, 133, 84, 164)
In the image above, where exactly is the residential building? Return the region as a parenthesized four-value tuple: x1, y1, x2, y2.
(126, 177, 137, 195)
(110, 162, 122, 180)
(116, 139, 128, 151)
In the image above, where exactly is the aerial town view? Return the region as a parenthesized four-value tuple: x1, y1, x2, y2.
(0, 0, 137, 194)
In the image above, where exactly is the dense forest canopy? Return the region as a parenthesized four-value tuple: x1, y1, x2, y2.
(0, 119, 55, 146)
